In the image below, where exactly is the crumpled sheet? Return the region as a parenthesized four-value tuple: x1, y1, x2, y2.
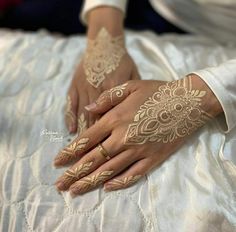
(0, 29, 236, 232)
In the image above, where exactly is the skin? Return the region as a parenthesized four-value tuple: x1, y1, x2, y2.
(55, 74, 223, 196)
(65, 7, 139, 133)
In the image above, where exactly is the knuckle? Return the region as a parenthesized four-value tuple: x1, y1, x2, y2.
(108, 111, 123, 126)
(127, 80, 137, 86)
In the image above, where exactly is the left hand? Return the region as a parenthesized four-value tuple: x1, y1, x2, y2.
(54, 74, 222, 196)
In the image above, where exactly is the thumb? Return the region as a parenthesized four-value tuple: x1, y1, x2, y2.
(85, 82, 131, 114)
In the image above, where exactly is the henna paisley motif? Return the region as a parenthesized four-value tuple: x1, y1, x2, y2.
(125, 77, 212, 144)
(83, 28, 126, 88)
(108, 83, 128, 104)
(96, 83, 128, 106)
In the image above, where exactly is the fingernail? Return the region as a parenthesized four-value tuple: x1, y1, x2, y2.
(104, 184, 113, 192)
(69, 124, 75, 133)
(85, 102, 97, 111)
(70, 187, 79, 198)
(54, 158, 62, 167)
(70, 190, 77, 198)
(55, 182, 64, 191)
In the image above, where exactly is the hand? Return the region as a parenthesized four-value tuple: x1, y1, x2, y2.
(65, 51, 139, 134)
(54, 74, 222, 196)
(64, 7, 139, 134)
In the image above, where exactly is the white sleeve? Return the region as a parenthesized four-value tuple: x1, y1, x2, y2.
(193, 59, 236, 133)
(80, 0, 128, 25)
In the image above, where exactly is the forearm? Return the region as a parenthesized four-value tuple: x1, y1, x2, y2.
(87, 7, 124, 38)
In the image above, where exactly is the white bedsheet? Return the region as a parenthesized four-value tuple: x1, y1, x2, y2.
(0, 29, 236, 232)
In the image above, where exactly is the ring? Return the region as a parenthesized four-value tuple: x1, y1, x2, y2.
(97, 143, 111, 160)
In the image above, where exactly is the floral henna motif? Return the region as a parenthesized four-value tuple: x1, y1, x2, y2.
(105, 175, 142, 191)
(65, 162, 93, 179)
(108, 83, 128, 105)
(70, 170, 114, 194)
(83, 27, 126, 88)
(60, 161, 94, 187)
(77, 113, 87, 135)
(125, 77, 212, 144)
(65, 96, 76, 124)
(54, 138, 89, 165)
(96, 83, 128, 106)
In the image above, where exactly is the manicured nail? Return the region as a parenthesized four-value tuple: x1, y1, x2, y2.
(55, 182, 65, 191)
(69, 187, 80, 197)
(54, 157, 62, 167)
(69, 124, 75, 133)
(103, 184, 113, 192)
(70, 190, 78, 198)
(85, 102, 97, 111)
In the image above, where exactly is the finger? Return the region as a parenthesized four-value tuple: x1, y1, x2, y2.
(131, 63, 141, 80)
(54, 116, 111, 167)
(87, 89, 100, 127)
(84, 82, 133, 115)
(65, 89, 78, 133)
(55, 133, 124, 191)
(68, 149, 137, 196)
(77, 91, 89, 136)
(103, 158, 152, 192)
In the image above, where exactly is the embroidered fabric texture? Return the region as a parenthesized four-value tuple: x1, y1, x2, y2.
(83, 28, 126, 88)
(125, 77, 212, 144)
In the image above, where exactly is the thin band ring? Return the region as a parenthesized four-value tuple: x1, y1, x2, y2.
(97, 143, 111, 160)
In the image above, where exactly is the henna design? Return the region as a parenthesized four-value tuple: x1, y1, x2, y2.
(57, 161, 93, 189)
(54, 138, 89, 165)
(83, 28, 126, 88)
(108, 83, 128, 104)
(65, 161, 93, 179)
(77, 113, 87, 135)
(65, 96, 76, 124)
(125, 77, 212, 144)
(59, 161, 94, 187)
(71, 170, 114, 194)
(105, 175, 142, 191)
(96, 83, 128, 106)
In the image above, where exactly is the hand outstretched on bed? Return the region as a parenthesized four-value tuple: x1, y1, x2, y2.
(54, 74, 222, 196)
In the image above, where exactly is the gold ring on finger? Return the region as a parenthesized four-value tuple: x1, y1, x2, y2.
(97, 143, 111, 160)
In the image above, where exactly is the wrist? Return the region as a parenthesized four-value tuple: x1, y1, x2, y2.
(87, 7, 124, 39)
(186, 74, 223, 117)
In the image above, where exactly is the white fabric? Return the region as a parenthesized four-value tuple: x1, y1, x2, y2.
(81, 0, 236, 43)
(193, 60, 236, 132)
(0, 29, 236, 232)
(149, 0, 236, 43)
(195, 0, 236, 5)
(80, 0, 127, 24)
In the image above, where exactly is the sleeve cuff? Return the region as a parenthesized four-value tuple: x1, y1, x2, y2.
(193, 64, 236, 133)
(80, 0, 127, 25)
